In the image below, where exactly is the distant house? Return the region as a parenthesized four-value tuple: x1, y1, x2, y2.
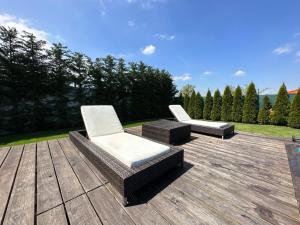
(288, 89, 299, 95)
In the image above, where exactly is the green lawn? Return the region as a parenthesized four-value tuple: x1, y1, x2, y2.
(1, 119, 299, 147)
(0, 119, 156, 147)
(231, 122, 300, 138)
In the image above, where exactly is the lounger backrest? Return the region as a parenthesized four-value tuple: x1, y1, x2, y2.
(169, 105, 191, 122)
(81, 105, 124, 138)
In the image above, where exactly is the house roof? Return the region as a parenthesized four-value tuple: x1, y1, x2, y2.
(288, 89, 299, 94)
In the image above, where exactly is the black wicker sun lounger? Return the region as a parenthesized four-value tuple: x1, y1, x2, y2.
(169, 105, 234, 139)
(69, 105, 184, 206)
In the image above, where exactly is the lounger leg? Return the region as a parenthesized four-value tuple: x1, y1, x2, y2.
(222, 135, 224, 140)
(123, 196, 128, 206)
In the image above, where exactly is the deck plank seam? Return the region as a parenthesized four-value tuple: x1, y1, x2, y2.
(0, 147, 11, 168)
(0, 145, 25, 225)
(46, 141, 71, 225)
(57, 140, 105, 225)
(68, 139, 107, 185)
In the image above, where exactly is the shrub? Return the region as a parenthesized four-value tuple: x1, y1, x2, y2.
(231, 86, 243, 122)
(187, 91, 196, 118)
(221, 86, 233, 121)
(194, 92, 203, 119)
(183, 95, 190, 111)
(203, 90, 213, 120)
(211, 89, 222, 121)
(288, 89, 300, 128)
(258, 95, 272, 124)
(242, 82, 258, 123)
(271, 83, 290, 125)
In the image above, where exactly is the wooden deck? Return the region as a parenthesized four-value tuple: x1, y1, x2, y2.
(0, 126, 300, 225)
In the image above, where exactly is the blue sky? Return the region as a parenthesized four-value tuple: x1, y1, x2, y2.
(1, 0, 300, 94)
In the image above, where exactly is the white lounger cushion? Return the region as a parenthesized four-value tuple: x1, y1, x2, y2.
(91, 133, 170, 168)
(81, 105, 124, 138)
(169, 105, 191, 122)
(184, 119, 228, 128)
(169, 104, 229, 128)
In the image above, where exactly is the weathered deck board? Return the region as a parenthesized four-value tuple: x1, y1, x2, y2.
(65, 194, 102, 225)
(88, 186, 135, 225)
(0, 145, 23, 224)
(36, 141, 62, 214)
(37, 205, 68, 225)
(58, 138, 102, 192)
(0, 127, 299, 225)
(3, 143, 36, 225)
(0, 147, 10, 167)
(48, 140, 84, 202)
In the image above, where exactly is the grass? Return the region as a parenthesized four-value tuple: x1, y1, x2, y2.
(0, 119, 156, 147)
(1, 119, 299, 147)
(231, 122, 300, 138)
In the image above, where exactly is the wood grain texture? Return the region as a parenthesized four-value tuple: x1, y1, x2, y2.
(65, 194, 102, 225)
(3, 143, 36, 225)
(88, 186, 135, 225)
(1, 126, 300, 225)
(0, 147, 10, 167)
(48, 140, 84, 202)
(0, 145, 23, 223)
(37, 205, 68, 225)
(36, 141, 62, 214)
(59, 138, 102, 192)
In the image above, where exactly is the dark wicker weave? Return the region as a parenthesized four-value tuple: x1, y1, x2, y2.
(142, 119, 191, 144)
(69, 130, 184, 206)
(190, 123, 234, 139)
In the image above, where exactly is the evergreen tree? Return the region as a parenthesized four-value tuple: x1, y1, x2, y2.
(231, 86, 243, 122)
(242, 82, 258, 123)
(48, 43, 70, 128)
(183, 95, 190, 111)
(258, 96, 272, 124)
(0, 27, 23, 132)
(188, 91, 196, 118)
(21, 31, 48, 131)
(203, 90, 213, 120)
(211, 89, 222, 121)
(221, 86, 233, 121)
(271, 83, 290, 125)
(288, 89, 300, 128)
(194, 92, 203, 119)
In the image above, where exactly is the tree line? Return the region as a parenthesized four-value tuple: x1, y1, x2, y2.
(181, 83, 300, 128)
(0, 26, 177, 135)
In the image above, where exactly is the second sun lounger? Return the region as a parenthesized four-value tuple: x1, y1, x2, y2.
(169, 105, 234, 139)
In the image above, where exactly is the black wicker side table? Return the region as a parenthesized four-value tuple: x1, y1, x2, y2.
(142, 119, 191, 144)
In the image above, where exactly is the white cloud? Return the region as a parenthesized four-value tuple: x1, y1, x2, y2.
(202, 70, 212, 75)
(142, 44, 156, 55)
(155, 34, 175, 41)
(173, 73, 191, 81)
(126, 0, 167, 9)
(273, 44, 293, 55)
(0, 13, 50, 41)
(128, 20, 135, 27)
(234, 70, 246, 77)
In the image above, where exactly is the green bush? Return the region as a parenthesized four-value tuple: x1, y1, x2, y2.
(258, 95, 272, 124)
(203, 90, 213, 120)
(271, 83, 290, 125)
(221, 86, 233, 121)
(187, 91, 196, 118)
(231, 86, 243, 122)
(211, 89, 222, 121)
(194, 92, 203, 119)
(242, 82, 258, 123)
(288, 89, 300, 128)
(183, 95, 190, 111)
